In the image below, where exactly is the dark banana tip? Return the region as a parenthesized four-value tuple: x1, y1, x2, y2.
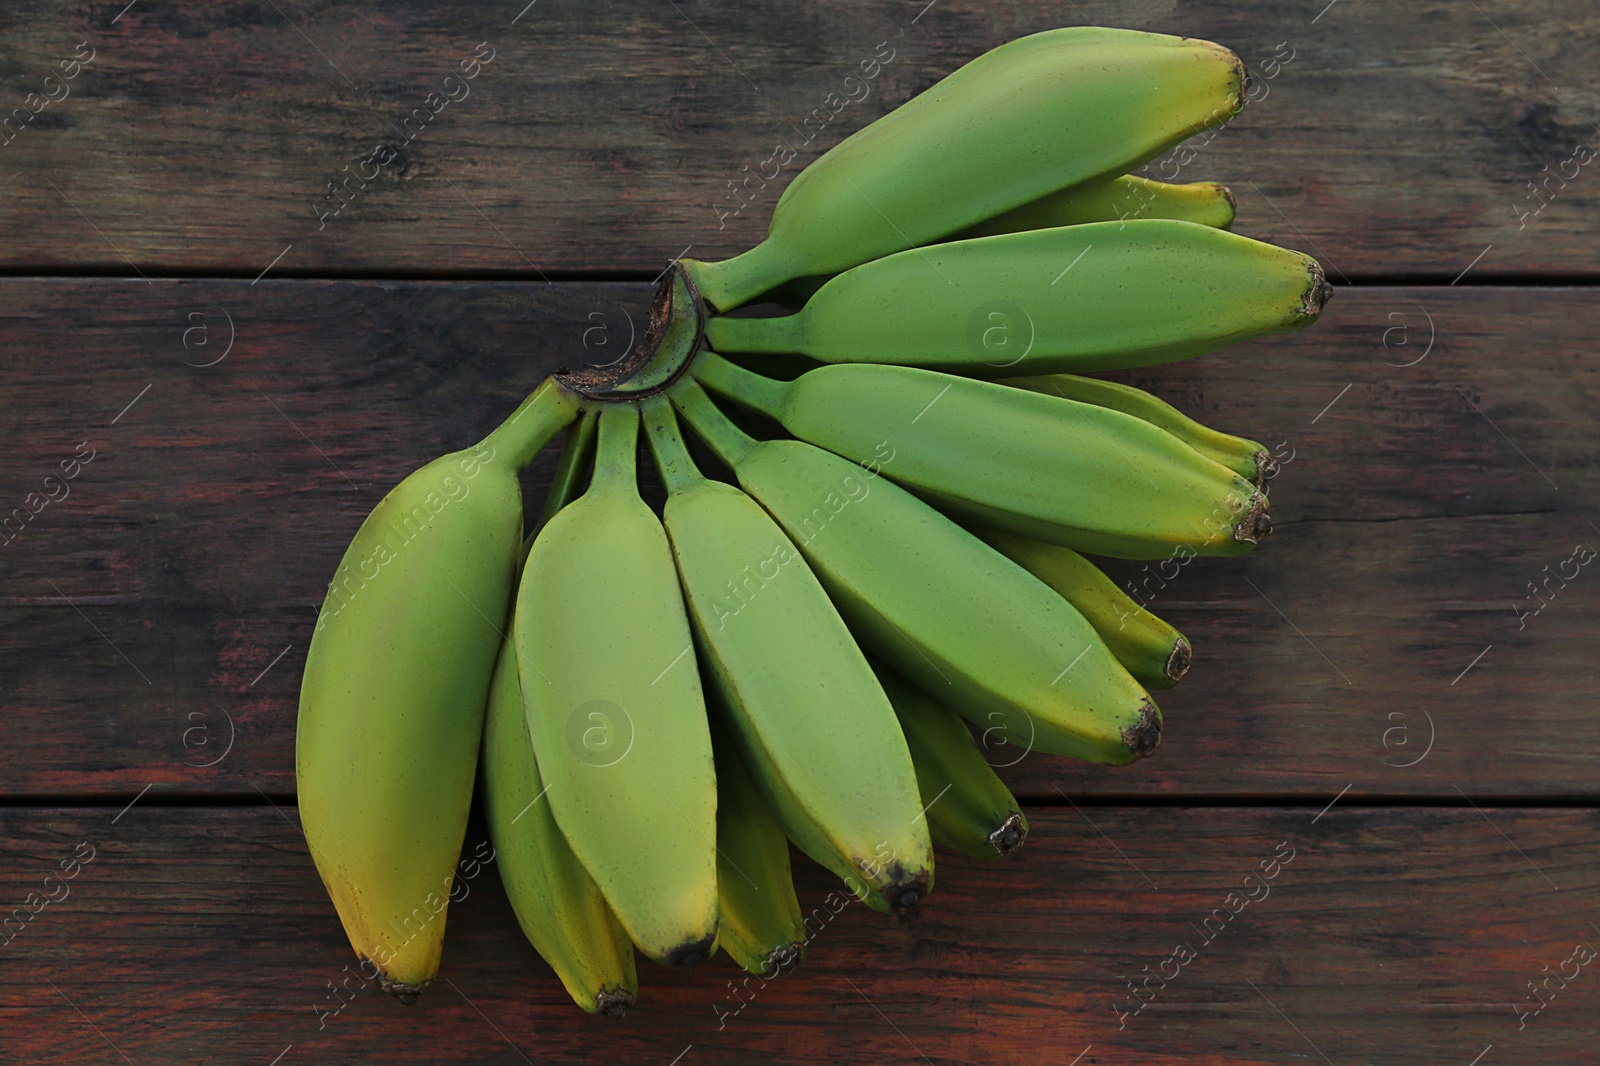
(1301, 259, 1332, 320)
(596, 988, 635, 1018)
(1218, 182, 1238, 216)
(1233, 493, 1272, 545)
(1253, 449, 1278, 487)
(763, 943, 804, 977)
(376, 975, 427, 1005)
(665, 931, 717, 969)
(1121, 700, 1163, 760)
(988, 812, 1029, 856)
(880, 869, 931, 915)
(1165, 638, 1193, 684)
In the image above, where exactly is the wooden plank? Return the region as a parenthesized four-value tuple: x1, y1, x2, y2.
(0, 806, 1595, 1064)
(0, 281, 1592, 799)
(0, 2, 1595, 275)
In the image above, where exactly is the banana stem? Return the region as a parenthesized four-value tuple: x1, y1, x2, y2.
(703, 312, 805, 356)
(480, 377, 583, 471)
(683, 243, 801, 312)
(691, 351, 788, 420)
(589, 404, 641, 496)
(667, 378, 757, 469)
(640, 398, 703, 497)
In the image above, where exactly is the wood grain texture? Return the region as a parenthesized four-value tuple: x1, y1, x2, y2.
(0, 806, 1595, 1065)
(0, 1, 1594, 276)
(0, 280, 1592, 799)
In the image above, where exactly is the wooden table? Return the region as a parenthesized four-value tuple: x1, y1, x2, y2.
(2, 2, 1596, 1063)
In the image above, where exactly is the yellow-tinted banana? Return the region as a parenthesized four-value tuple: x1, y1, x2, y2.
(642, 399, 932, 912)
(515, 403, 718, 968)
(687, 28, 1246, 309)
(297, 380, 579, 999)
(961, 175, 1235, 238)
(669, 378, 1160, 766)
(875, 664, 1028, 860)
(708, 720, 807, 977)
(691, 351, 1267, 560)
(1005, 372, 1271, 483)
(704, 220, 1327, 375)
(977, 530, 1191, 691)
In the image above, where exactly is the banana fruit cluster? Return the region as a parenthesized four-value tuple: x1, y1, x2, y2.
(295, 26, 1324, 1015)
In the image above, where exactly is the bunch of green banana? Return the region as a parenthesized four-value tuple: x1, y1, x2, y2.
(294, 23, 1323, 1015)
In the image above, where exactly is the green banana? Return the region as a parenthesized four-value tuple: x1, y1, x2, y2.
(708, 720, 807, 977)
(874, 664, 1028, 860)
(759, 176, 1234, 310)
(482, 630, 638, 1015)
(297, 379, 579, 999)
(703, 220, 1327, 375)
(482, 409, 638, 1016)
(515, 403, 718, 968)
(960, 175, 1235, 238)
(691, 351, 1267, 560)
(642, 399, 931, 912)
(687, 28, 1246, 309)
(668, 377, 1160, 767)
(977, 529, 1191, 690)
(1004, 372, 1271, 483)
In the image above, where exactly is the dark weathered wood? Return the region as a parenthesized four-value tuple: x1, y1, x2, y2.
(0, 806, 1595, 1065)
(0, 280, 1592, 799)
(0, 2, 1594, 276)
